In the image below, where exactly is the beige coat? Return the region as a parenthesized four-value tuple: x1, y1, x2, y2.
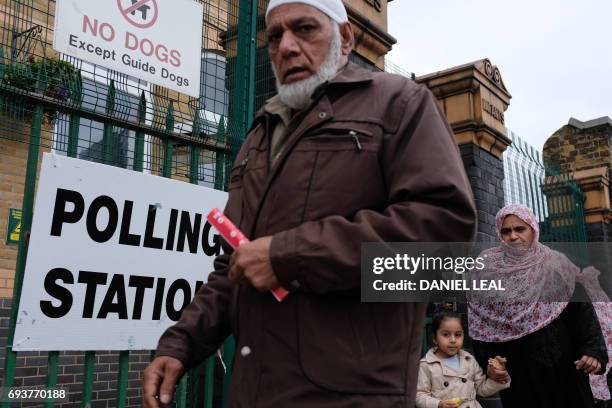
(416, 349, 510, 408)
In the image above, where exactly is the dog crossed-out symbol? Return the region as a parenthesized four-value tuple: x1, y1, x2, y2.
(129, 0, 150, 20)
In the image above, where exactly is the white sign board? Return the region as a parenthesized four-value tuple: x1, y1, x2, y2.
(53, 0, 203, 97)
(14, 153, 228, 350)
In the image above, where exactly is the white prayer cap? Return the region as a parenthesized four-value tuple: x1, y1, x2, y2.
(265, 0, 349, 24)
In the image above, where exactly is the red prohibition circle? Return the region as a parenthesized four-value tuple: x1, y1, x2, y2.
(117, 0, 159, 29)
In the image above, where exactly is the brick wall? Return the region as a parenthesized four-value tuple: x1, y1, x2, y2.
(587, 222, 612, 243)
(0, 127, 28, 298)
(459, 143, 505, 242)
(543, 123, 612, 175)
(0, 111, 54, 297)
(0, 299, 150, 408)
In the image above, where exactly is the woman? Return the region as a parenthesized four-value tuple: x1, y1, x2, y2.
(468, 204, 610, 408)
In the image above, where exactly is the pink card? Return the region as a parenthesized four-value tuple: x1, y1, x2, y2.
(207, 208, 289, 302)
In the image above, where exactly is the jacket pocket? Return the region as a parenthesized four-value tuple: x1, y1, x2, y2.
(295, 125, 386, 221)
(223, 162, 245, 232)
(226, 151, 267, 232)
(228, 159, 248, 189)
(298, 127, 376, 152)
(228, 147, 267, 189)
(297, 298, 413, 395)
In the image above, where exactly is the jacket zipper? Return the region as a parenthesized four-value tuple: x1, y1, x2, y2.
(230, 158, 249, 183)
(240, 157, 248, 175)
(273, 149, 283, 166)
(305, 129, 371, 152)
(233, 158, 248, 342)
(301, 152, 319, 223)
(349, 130, 362, 151)
(265, 114, 272, 175)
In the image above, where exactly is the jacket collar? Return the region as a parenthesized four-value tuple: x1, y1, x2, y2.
(327, 61, 375, 87)
(424, 349, 473, 378)
(263, 94, 292, 127)
(252, 62, 374, 126)
(424, 348, 471, 364)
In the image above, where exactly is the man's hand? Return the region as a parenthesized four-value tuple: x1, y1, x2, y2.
(575, 355, 602, 374)
(229, 236, 279, 291)
(142, 356, 184, 408)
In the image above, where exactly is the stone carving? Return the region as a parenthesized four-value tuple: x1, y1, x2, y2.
(480, 59, 507, 92)
(363, 0, 382, 12)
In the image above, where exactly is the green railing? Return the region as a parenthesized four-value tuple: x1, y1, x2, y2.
(0, 0, 265, 406)
(539, 163, 590, 269)
(540, 163, 588, 244)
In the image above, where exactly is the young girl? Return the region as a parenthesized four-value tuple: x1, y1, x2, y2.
(416, 312, 510, 408)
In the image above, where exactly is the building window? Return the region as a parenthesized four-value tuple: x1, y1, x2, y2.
(200, 51, 228, 117)
(53, 74, 144, 170)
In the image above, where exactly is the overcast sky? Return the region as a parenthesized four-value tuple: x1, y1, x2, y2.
(387, 0, 612, 151)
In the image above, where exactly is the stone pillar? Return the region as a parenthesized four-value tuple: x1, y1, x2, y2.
(543, 117, 612, 242)
(417, 59, 512, 242)
(573, 167, 612, 241)
(344, 1, 396, 69)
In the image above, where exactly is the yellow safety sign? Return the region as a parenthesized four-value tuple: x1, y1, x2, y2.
(7, 208, 22, 245)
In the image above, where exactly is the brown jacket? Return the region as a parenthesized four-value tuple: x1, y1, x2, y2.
(156, 63, 477, 407)
(416, 349, 510, 408)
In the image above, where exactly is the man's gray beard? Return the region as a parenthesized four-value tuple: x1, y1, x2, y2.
(273, 26, 342, 110)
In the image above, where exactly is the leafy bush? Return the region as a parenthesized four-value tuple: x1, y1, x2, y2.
(1, 55, 75, 123)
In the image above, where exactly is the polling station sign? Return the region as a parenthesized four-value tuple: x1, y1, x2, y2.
(53, 0, 203, 97)
(13, 153, 228, 350)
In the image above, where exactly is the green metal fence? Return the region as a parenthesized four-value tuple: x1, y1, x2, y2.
(540, 164, 589, 243)
(539, 163, 590, 270)
(0, 0, 266, 406)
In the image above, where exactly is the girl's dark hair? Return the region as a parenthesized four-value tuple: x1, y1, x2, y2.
(430, 311, 463, 336)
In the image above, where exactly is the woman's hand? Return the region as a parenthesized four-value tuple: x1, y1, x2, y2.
(487, 356, 510, 383)
(487, 366, 510, 384)
(438, 400, 460, 408)
(575, 355, 602, 374)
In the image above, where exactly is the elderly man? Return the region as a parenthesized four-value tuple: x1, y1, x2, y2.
(143, 0, 477, 406)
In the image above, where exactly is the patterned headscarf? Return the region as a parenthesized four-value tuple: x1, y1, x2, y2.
(494, 203, 540, 243)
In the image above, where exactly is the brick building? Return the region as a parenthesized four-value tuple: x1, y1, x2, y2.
(543, 117, 612, 241)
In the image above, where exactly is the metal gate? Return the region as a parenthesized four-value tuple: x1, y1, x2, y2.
(539, 163, 590, 271)
(540, 164, 588, 243)
(0, 0, 272, 406)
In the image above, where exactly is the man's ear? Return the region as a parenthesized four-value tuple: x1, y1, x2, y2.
(339, 22, 354, 56)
